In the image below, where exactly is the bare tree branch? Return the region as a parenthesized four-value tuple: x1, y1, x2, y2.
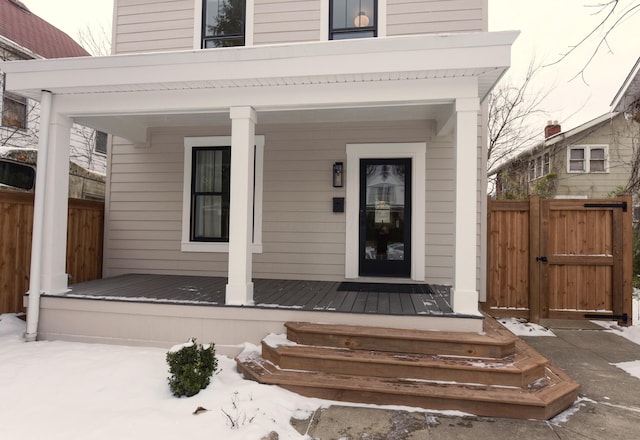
(545, 0, 640, 81)
(487, 59, 554, 173)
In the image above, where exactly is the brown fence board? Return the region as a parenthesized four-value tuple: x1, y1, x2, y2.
(0, 190, 103, 314)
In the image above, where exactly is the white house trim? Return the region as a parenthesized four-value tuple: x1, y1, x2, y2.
(345, 142, 426, 281)
(181, 134, 264, 253)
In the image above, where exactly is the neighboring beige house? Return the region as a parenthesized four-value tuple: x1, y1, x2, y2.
(2, 0, 518, 343)
(492, 113, 638, 199)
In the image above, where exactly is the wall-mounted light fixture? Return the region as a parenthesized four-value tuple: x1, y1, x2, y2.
(354, 11, 370, 27)
(333, 162, 344, 187)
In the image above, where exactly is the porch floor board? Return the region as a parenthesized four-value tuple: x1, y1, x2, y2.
(57, 273, 468, 318)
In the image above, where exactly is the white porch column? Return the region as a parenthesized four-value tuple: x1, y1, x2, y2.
(452, 97, 481, 315)
(225, 106, 257, 305)
(41, 109, 73, 293)
(25, 92, 71, 341)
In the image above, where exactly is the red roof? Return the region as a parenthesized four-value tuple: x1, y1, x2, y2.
(0, 0, 90, 59)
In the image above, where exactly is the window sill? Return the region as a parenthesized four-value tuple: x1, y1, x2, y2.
(181, 242, 263, 253)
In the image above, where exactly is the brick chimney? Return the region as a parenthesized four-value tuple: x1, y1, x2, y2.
(544, 120, 561, 138)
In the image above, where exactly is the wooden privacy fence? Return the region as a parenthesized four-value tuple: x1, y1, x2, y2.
(485, 195, 632, 324)
(0, 190, 104, 314)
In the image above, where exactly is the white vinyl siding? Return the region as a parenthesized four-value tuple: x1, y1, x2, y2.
(113, 0, 195, 54)
(112, 0, 488, 52)
(386, 0, 484, 36)
(103, 120, 459, 284)
(254, 0, 321, 44)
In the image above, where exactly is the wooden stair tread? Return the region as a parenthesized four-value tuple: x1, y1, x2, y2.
(262, 336, 547, 387)
(285, 320, 517, 358)
(237, 353, 579, 418)
(285, 320, 516, 346)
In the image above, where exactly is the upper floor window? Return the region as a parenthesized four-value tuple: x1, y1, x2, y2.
(2, 92, 27, 130)
(202, 0, 246, 48)
(567, 145, 608, 173)
(330, 0, 377, 40)
(528, 152, 550, 181)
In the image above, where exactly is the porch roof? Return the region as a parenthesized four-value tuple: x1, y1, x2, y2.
(2, 31, 517, 145)
(3, 31, 517, 101)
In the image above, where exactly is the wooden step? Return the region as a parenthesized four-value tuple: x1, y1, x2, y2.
(260, 335, 547, 388)
(285, 319, 517, 359)
(237, 352, 579, 420)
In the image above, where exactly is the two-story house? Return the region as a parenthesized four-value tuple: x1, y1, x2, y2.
(492, 57, 640, 202)
(0, 0, 107, 181)
(1, 0, 589, 420)
(2, 0, 518, 344)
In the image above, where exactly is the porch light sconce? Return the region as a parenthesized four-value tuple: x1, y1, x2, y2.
(333, 162, 344, 188)
(354, 11, 370, 27)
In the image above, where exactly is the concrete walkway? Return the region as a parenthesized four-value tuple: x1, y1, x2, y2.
(291, 320, 640, 439)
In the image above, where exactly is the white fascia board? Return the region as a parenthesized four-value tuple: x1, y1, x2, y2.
(2, 31, 518, 99)
(54, 77, 479, 117)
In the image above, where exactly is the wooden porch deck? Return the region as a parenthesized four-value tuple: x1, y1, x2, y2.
(57, 274, 465, 318)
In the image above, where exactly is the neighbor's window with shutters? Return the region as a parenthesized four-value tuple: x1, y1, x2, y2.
(202, 0, 246, 48)
(2, 92, 27, 129)
(567, 145, 608, 173)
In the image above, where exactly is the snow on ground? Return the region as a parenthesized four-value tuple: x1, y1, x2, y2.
(2, 293, 640, 438)
(0, 314, 465, 440)
(497, 318, 556, 336)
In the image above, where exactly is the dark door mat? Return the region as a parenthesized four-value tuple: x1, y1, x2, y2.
(336, 282, 432, 294)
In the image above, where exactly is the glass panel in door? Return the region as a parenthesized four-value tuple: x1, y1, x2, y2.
(359, 158, 411, 277)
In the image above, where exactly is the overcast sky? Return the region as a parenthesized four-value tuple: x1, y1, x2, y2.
(21, 0, 639, 136)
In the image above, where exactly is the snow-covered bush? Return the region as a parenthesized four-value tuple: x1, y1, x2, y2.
(166, 338, 217, 397)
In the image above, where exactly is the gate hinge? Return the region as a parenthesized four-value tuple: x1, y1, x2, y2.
(584, 313, 628, 324)
(584, 202, 627, 212)
(535, 256, 548, 263)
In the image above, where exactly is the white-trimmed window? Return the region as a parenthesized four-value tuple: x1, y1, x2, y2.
(181, 135, 264, 252)
(567, 145, 608, 173)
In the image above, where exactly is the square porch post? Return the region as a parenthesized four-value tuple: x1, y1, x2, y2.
(225, 106, 257, 305)
(41, 111, 73, 293)
(452, 97, 481, 315)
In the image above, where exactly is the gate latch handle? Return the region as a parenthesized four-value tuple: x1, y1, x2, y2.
(536, 256, 548, 263)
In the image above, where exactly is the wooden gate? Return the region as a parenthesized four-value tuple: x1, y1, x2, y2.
(485, 195, 632, 324)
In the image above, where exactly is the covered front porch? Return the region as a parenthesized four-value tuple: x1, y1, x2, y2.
(35, 274, 481, 353)
(2, 31, 518, 344)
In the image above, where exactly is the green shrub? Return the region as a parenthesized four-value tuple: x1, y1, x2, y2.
(166, 338, 217, 397)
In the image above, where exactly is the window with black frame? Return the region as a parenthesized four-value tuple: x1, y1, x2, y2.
(330, 0, 377, 40)
(202, 0, 246, 48)
(190, 147, 231, 241)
